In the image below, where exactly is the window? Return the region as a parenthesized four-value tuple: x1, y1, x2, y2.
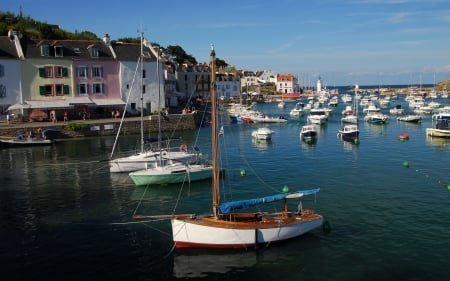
(92, 66, 103, 78)
(142, 85, 146, 94)
(89, 47, 99, 57)
(78, 83, 89, 95)
(55, 66, 64, 77)
(77, 66, 88, 78)
(41, 45, 49, 56)
(44, 66, 53, 78)
(93, 82, 104, 95)
(54, 45, 63, 57)
(0, 64, 4, 77)
(142, 69, 146, 78)
(39, 85, 53, 96)
(55, 84, 64, 96)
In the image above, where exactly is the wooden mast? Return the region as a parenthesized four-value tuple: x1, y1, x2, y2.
(210, 45, 219, 218)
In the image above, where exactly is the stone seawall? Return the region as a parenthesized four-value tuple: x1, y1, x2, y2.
(0, 113, 199, 139)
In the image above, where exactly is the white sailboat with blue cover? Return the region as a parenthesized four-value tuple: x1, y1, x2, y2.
(133, 45, 324, 249)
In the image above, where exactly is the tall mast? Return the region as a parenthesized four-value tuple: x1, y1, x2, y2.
(210, 45, 219, 218)
(140, 32, 144, 153)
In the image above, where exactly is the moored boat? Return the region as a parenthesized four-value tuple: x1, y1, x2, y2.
(128, 160, 213, 186)
(251, 127, 274, 140)
(397, 115, 422, 123)
(337, 124, 359, 142)
(426, 120, 450, 138)
(300, 125, 318, 143)
(133, 45, 324, 249)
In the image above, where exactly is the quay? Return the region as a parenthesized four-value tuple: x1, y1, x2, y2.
(0, 113, 199, 139)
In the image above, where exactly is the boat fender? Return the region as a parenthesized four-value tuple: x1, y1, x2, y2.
(180, 144, 188, 152)
(322, 220, 332, 234)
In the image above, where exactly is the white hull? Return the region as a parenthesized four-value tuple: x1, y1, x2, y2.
(251, 128, 274, 140)
(426, 128, 450, 138)
(341, 115, 358, 124)
(252, 116, 288, 123)
(397, 115, 422, 122)
(129, 163, 213, 186)
(171, 213, 323, 248)
(308, 115, 327, 125)
(109, 150, 195, 173)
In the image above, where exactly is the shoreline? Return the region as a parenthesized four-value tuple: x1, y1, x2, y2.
(0, 113, 199, 139)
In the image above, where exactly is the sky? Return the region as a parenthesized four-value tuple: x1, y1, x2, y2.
(4, 0, 450, 86)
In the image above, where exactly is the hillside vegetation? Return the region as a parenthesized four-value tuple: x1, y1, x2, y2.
(0, 10, 231, 67)
(436, 80, 450, 91)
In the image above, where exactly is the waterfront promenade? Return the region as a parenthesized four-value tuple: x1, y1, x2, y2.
(0, 113, 198, 139)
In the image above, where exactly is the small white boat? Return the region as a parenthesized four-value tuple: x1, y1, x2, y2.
(0, 129, 58, 147)
(307, 108, 328, 125)
(341, 114, 358, 124)
(397, 115, 422, 123)
(289, 102, 304, 117)
(252, 115, 288, 123)
(363, 103, 381, 115)
(300, 125, 317, 143)
(364, 113, 389, 124)
(0, 137, 55, 147)
(390, 105, 404, 115)
(337, 125, 359, 142)
(251, 127, 274, 140)
(426, 120, 450, 138)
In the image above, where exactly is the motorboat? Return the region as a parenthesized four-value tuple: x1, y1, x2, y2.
(397, 115, 422, 123)
(251, 127, 275, 140)
(337, 125, 360, 141)
(300, 125, 317, 143)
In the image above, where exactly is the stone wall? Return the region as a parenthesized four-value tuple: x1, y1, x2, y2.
(0, 113, 199, 139)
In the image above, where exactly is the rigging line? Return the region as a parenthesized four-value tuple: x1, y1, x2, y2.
(110, 56, 142, 160)
(133, 184, 150, 217)
(171, 174, 189, 216)
(164, 243, 176, 260)
(38, 160, 105, 166)
(136, 221, 172, 237)
(237, 140, 279, 193)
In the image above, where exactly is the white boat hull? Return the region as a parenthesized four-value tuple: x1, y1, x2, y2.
(109, 150, 195, 173)
(171, 213, 323, 248)
(426, 128, 450, 138)
(251, 128, 274, 140)
(129, 164, 213, 186)
(308, 115, 327, 125)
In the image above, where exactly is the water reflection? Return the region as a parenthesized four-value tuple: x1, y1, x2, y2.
(252, 138, 272, 149)
(425, 136, 450, 149)
(173, 250, 257, 278)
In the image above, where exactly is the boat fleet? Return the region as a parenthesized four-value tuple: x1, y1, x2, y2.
(225, 86, 450, 145)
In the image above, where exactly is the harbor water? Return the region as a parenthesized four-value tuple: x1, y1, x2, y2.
(1, 93, 450, 281)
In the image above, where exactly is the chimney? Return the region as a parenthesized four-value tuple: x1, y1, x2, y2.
(102, 34, 110, 45)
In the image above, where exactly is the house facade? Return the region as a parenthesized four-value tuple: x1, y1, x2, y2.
(0, 35, 22, 109)
(276, 74, 300, 94)
(0, 31, 164, 120)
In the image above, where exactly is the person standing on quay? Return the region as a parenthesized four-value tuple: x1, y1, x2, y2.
(50, 109, 57, 123)
(63, 110, 68, 123)
(6, 112, 12, 124)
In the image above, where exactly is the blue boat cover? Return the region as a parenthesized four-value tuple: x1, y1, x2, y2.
(219, 188, 320, 214)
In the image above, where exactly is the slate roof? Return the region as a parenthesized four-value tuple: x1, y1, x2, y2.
(20, 38, 116, 60)
(112, 41, 156, 62)
(0, 36, 19, 58)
